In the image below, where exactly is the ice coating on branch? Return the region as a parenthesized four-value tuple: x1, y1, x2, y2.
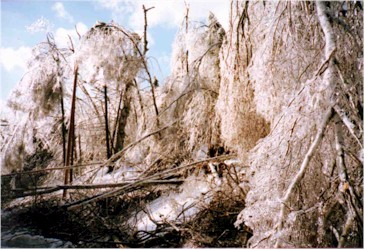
(76, 22, 142, 88)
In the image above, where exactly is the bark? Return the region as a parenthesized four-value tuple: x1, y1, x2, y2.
(111, 85, 125, 154)
(133, 79, 147, 131)
(104, 85, 111, 161)
(63, 65, 79, 198)
(142, 5, 155, 56)
(115, 82, 131, 153)
(109, 82, 131, 173)
(59, 75, 67, 166)
(316, 1, 336, 98)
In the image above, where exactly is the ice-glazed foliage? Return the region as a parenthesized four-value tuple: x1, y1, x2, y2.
(69, 22, 146, 164)
(228, 1, 363, 248)
(215, 1, 271, 153)
(3, 40, 72, 173)
(8, 43, 63, 118)
(151, 13, 226, 162)
(77, 22, 142, 88)
(1, 2, 362, 248)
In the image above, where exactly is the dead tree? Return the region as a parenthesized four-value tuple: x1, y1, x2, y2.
(63, 65, 79, 198)
(143, 5, 155, 56)
(108, 82, 132, 173)
(104, 85, 111, 160)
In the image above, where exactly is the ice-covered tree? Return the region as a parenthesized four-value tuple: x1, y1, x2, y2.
(75, 22, 144, 172)
(1, 34, 75, 195)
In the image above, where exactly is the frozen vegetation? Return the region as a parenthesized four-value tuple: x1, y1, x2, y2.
(1, 1, 363, 248)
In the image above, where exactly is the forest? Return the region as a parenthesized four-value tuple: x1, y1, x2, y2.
(1, 1, 363, 248)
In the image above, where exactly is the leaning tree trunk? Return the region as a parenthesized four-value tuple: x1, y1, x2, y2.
(59, 72, 67, 166)
(63, 65, 78, 198)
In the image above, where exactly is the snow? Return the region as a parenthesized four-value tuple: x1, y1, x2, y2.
(129, 171, 219, 232)
(92, 164, 140, 184)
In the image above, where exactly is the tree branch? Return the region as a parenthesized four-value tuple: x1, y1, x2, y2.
(275, 107, 334, 248)
(64, 154, 236, 210)
(142, 5, 155, 56)
(5, 179, 184, 199)
(334, 105, 363, 148)
(104, 120, 179, 166)
(1, 162, 102, 178)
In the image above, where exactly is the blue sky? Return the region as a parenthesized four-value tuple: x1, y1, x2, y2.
(0, 0, 230, 104)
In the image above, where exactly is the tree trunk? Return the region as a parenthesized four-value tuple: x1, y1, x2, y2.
(59, 77, 66, 166)
(115, 83, 131, 156)
(63, 65, 78, 198)
(104, 85, 111, 161)
(111, 85, 125, 154)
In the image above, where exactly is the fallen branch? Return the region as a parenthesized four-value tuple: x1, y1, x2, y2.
(5, 179, 184, 199)
(275, 107, 334, 248)
(1, 162, 103, 178)
(146, 154, 236, 180)
(65, 154, 236, 210)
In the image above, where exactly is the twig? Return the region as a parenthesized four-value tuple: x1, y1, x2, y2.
(110, 24, 159, 118)
(250, 233, 273, 248)
(146, 154, 236, 180)
(275, 107, 334, 248)
(159, 87, 218, 116)
(314, 48, 336, 77)
(75, 24, 81, 39)
(78, 82, 103, 124)
(104, 120, 178, 166)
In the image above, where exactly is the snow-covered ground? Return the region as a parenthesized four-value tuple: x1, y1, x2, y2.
(129, 171, 219, 232)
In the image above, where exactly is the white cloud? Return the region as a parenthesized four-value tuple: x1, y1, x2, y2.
(0, 47, 32, 72)
(26, 16, 53, 33)
(52, 2, 74, 23)
(96, 0, 230, 31)
(54, 22, 88, 48)
(127, 1, 185, 30)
